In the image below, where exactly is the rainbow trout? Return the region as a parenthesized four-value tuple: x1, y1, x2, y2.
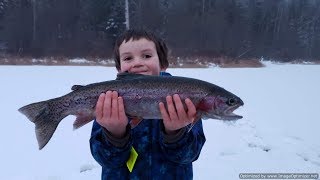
(19, 73, 244, 150)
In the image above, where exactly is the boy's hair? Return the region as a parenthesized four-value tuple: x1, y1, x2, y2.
(113, 29, 169, 71)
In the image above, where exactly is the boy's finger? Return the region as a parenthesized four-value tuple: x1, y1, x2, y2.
(118, 96, 127, 122)
(95, 93, 105, 121)
(159, 102, 170, 122)
(173, 94, 188, 121)
(103, 91, 112, 118)
(166, 95, 178, 122)
(111, 91, 119, 119)
(185, 98, 196, 120)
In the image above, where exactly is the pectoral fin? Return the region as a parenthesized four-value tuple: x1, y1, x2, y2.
(187, 113, 202, 132)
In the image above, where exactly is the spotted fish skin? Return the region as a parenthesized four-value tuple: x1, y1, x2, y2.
(19, 72, 244, 150)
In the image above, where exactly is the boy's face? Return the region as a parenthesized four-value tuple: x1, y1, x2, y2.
(118, 38, 166, 76)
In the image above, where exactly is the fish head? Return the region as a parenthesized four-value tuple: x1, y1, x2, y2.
(198, 91, 244, 121)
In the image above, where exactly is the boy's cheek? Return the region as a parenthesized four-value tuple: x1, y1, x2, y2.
(118, 65, 129, 73)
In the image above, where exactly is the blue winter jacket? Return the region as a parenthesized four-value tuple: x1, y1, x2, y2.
(90, 72, 206, 180)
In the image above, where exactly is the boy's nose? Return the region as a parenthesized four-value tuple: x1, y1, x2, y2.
(132, 58, 144, 67)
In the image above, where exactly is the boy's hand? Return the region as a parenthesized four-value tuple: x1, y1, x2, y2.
(95, 91, 128, 138)
(159, 94, 196, 135)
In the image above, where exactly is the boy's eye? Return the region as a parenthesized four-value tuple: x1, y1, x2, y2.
(123, 57, 132, 61)
(143, 54, 152, 59)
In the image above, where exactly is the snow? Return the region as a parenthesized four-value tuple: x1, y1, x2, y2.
(0, 62, 319, 179)
(69, 58, 92, 64)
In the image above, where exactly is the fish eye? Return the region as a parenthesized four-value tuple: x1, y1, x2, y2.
(227, 98, 237, 106)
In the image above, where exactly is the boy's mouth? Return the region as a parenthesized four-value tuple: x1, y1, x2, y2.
(130, 70, 149, 75)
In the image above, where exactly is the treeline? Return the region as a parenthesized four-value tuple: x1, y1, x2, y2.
(0, 0, 320, 61)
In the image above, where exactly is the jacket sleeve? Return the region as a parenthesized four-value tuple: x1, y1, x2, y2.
(90, 120, 132, 168)
(159, 119, 206, 164)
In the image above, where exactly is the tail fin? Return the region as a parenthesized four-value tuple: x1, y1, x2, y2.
(18, 100, 66, 150)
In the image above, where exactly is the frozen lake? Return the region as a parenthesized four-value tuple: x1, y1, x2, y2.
(0, 62, 319, 179)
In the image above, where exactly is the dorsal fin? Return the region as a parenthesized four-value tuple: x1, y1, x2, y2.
(71, 85, 85, 91)
(116, 71, 146, 80)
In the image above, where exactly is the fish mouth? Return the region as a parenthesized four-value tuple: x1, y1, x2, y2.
(222, 104, 243, 120)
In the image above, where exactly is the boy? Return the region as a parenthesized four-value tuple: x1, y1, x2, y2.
(90, 29, 206, 179)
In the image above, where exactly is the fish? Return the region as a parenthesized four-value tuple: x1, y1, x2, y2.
(18, 72, 244, 150)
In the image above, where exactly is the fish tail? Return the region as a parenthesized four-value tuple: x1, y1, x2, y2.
(18, 100, 66, 150)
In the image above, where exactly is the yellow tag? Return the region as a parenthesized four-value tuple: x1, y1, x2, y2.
(126, 146, 138, 172)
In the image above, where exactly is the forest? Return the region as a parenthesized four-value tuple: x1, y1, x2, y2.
(0, 0, 320, 65)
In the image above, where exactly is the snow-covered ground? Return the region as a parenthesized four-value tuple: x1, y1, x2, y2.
(0, 62, 319, 180)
